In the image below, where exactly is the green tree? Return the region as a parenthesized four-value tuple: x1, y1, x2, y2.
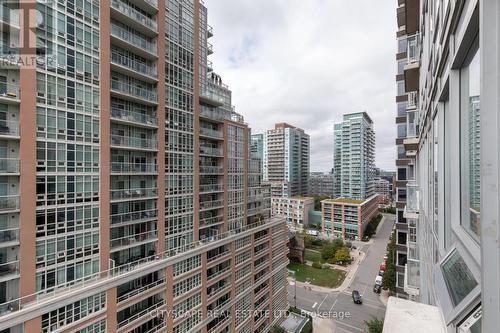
(334, 247, 351, 265)
(313, 195, 330, 210)
(320, 238, 344, 262)
(382, 231, 396, 292)
(365, 317, 384, 333)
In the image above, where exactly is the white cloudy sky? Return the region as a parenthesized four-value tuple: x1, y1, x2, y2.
(206, 0, 397, 172)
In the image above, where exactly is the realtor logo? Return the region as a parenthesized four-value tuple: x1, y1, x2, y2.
(0, 0, 56, 68)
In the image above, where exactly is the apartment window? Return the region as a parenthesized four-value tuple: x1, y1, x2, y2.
(397, 167, 407, 181)
(397, 81, 405, 97)
(460, 46, 481, 241)
(397, 124, 407, 138)
(397, 102, 407, 117)
(441, 250, 478, 306)
(397, 231, 407, 246)
(398, 38, 407, 53)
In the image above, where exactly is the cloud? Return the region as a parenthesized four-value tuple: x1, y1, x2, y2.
(206, 0, 397, 171)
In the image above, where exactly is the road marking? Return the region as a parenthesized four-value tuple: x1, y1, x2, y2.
(312, 302, 317, 309)
(362, 284, 368, 296)
(329, 298, 338, 312)
(317, 294, 328, 309)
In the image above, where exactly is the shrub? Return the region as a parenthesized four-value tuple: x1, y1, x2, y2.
(321, 238, 343, 262)
(312, 261, 322, 269)
(365, 317, 384, 333)
(334, 247, 351, 265)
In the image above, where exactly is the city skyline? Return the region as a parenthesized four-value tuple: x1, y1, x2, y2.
(206, 0, 397, 172)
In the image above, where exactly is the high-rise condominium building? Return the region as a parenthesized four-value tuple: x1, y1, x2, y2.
(250, 133, 264, 175)
(0, 1, 288, 332)
(308, 172, 334, 196)
(262, 123, 310, 197)
(333, 112, 376, 201)
(384, 0, 500, 332)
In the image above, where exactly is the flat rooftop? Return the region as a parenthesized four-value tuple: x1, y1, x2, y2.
(383, 297, 446, 333)
(281, 312, 309, 333)
(323, 198, 365, 205)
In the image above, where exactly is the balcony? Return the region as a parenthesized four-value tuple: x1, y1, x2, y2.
(207, 42, 214, 55)
(404, 180, 418, 219)
(111, 80, 158, 104)
(200, 199, 224, 211)
(0, 260, 19, 280)
(200, 146, 223, 157)
(117, 299, 165, 329)
(407, 91, 418, 110)
(111, 107, 157, 128)
(200, 166, 224, 174)
(110, 134, 158, 151)
(0, 83, 20, 104)
(200, 184, 224, 194)
(403, 136, 419, 154)
(0, 228, 19, 247)
(0, 158, 19, 174)
(110, 23, 157, 59)
(111, 162, 157, 174)
(207, 25, 214, 38)
(110, 187, 158, 202)
(0, 5, 20, 29)
(111, 208, 158, 226)
(117, 277, 166, 304)
(0, 195, 19, 212)
(110, 0, 157, 34)
(200, 127, 223, 140)
(110, 230, 157, 250)
(111, 52, 158, 82)
(199, 90, 225, 107)
(404, 34, 420, 93)
(404, 261, 420, 299)
(200, 215, 224, 227)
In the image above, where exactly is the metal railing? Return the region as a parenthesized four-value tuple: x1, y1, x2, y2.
(110, 134, 157, 150)
(110, 187, 157, 200)
(0, 158, 19, 173)
(407, 91, 418, 109)
(117, 299, 165, 328)
(111, 23, 157, 54)
(110, 0, 157, 31)
(111, 80, 157, 103)
(111, 162, 157, 173)
(0, 120, 19, 136)
(200, 200, 224, 211)
(0, 218, 278, 318)
(110, 230, 157, 249)
(406, 180, 419, 213)
(200, 215, 224, 226)
(111, 208, 158, 225)
(407, 34, 420, 63)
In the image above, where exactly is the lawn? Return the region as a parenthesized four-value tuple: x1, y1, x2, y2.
(304, 249, 322, 263)
(288, 262, 346, 288)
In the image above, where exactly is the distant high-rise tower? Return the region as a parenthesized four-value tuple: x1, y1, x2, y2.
(262, 123, 310, 197)
(333, 112, 376, 200)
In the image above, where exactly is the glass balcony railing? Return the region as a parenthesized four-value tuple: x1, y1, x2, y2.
(0, 195, 19, 211)
(144, 0, 158, 8)
(110, 230, 157, 249)
(0, 228, 19, 243)
(0, 260, 19, 277)
(111, 107, 157, 126)
(110, 0, 157, 31)
(111, 208, 158, 225)
(200, 199, 224, 211)
(200, 166, 224, 174)
(200, 146, 223, 157)
(200, 127, 223, 139)
(111, 80, 157, 103)
(406, 180, 419, 213)
(111, 162, 157, 173)
(110, 23, 157, 54)
(200, 215, 224, 226)
(117, 277, 165, 304)
(0, 158, 19, 173)
(110, 187, 157, 201)
(110, 134, 157, 150)
(200, 184, 224, 193)
(0, 83, 20, 100)
(407, 91, 418, 109)
(200, 107, 232, 122)
(407, 34, 420, 64)
(111, 52, 157, 78)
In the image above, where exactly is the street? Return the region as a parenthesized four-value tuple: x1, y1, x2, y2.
(288, 214, 395, 332)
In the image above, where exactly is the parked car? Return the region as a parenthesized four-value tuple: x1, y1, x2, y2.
(373, 283, 381, 294)
(375, 275, 383, 285)
(380, 262, 386, 271)
(378, 270, 385, 277)
(352, 290, 362, 304)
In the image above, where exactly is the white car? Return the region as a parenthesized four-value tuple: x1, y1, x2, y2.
(375, 275, 383, 285)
